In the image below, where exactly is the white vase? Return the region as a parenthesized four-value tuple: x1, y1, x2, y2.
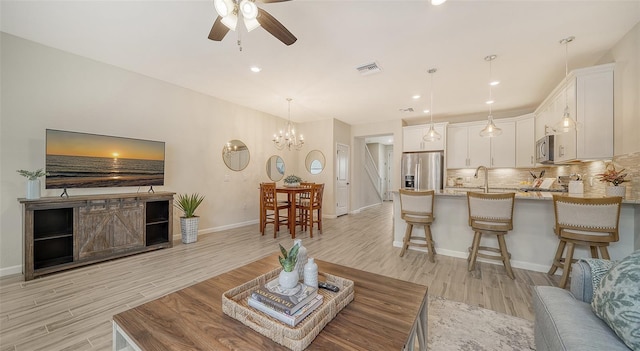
(293, 239, 307, 280)
(26, 179, 41, 199)
(180, 217, 199, 244)
(605, 185, 626, 198)
(278, 269, 299, 289)
(304, 257, 318, 288)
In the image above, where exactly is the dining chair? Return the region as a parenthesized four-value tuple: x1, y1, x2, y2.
(548, 194, 622, 288)
(260, 182, 290, 238)
(399, 189, 436, 262)
(466, 191, 516, 279)
(299, 183, 324, 237)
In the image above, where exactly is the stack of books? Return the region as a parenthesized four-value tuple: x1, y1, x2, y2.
(248, 277, 322, 327)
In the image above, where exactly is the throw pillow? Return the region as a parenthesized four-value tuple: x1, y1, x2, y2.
(591, 250, 640, 351)
(581, 258, 616, 291)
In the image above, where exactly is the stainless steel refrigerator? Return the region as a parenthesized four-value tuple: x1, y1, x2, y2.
(401, 151, 444, 190)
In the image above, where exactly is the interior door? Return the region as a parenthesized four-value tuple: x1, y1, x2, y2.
(336, 143, 350, 216)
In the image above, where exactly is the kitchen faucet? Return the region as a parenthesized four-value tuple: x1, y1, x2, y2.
(474, 165, 489, 193)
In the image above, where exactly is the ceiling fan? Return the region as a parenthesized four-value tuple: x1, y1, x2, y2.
(208, 0, 297, 46)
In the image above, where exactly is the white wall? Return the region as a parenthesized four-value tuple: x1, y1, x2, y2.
(0, 33, 333, 274)
(351, 120, 403, 211)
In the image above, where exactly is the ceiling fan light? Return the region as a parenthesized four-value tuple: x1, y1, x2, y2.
(214, 0, 234, 17)
(221, 13, 238, 31)
(240, 0, 258, 20)
(244, 17, 261, 32)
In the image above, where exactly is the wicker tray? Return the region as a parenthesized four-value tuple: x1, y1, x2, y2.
(222, 268, 355, 351)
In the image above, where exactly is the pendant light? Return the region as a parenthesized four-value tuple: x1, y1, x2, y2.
(423, 68, 442, 142)
(480, 55, 502, 138)
(555, 36, 577, 133)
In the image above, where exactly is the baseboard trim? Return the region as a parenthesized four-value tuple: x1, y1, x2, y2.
(173, 219, 260, 241)
(0, 265, 23, 278)
(392, 241, 554, 274)
(350, 202, 383, 214)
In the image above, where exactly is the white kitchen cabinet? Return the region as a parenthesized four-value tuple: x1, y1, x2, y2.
(447, 121, 515, 169)
(446, 125, 471, 168)
(403, 123, 447, 152)
(515, 114, 535, 168)
(446, 123, 490, 168)
(534, 63, 614, 164)
(489, 121, 515, 168)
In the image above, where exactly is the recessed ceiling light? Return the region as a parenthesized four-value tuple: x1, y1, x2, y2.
(432, 0, 447, 5)
(250, 66, 262, 73)
(423, 109, 430, 114)
(490, 81, 500, 86)
(412, 95, 421, 99)
(486, 100, 495, 104)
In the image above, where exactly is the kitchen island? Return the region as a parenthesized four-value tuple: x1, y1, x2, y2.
(392, 189, 640, 273)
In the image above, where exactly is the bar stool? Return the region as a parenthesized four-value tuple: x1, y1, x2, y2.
(466, 192, 516, 279)
(260, 182, 290, 238)
(548, 195, 622, 288)
(399, 189, 436, 262)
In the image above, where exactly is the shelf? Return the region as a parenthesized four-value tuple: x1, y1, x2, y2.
(146, 220, 168, 226)
(34, 256, 74, 270)
(34, 207, 73, 239)
(34, 233, 73, 242)
(146, 222, 169, 246)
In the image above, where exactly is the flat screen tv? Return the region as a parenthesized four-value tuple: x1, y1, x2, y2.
(46, 129, 165, 189)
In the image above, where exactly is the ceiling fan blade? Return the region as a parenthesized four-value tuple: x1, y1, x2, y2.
(208, 16, 230, 41)
(256, 8, 297, 45)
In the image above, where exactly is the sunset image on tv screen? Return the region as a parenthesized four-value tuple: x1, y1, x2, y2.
(45, 129, 165, 189)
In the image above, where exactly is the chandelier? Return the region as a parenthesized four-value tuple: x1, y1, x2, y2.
(480, 55, 502, 138)
(273, 98, 304, 151)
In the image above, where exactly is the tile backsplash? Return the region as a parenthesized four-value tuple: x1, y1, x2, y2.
(446, 151, 639, 198)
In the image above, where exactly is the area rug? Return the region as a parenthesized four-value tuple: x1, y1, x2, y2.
(428, 296, 535, 351)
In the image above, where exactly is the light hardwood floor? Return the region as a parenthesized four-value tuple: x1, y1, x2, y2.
(0, 202, 558, 351)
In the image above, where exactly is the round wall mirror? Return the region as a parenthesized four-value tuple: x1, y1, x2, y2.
(222, 140, 250, 171)
(266, 155, 285, 181)
(305, 150, 325, 175)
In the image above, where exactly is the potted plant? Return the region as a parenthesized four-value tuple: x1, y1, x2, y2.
(284, 174, 302, 187)
(596, 163, 628, 198)
(17, 168, 49, 199)
(278, 242, 300, 289)
(174, 193, 205, 244)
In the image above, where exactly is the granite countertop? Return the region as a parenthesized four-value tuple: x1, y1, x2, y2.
(435, 187, 640, 204)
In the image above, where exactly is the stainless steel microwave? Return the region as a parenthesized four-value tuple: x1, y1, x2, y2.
(536, 135, 554, 164)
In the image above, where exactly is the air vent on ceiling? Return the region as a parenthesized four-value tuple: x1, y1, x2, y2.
(399, 107, 415, 113)
(356, 61, 382, 76)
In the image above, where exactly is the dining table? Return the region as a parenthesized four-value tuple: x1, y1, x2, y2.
(276, 186, 310, 239)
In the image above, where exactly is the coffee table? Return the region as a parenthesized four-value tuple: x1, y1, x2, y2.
(112, 254, 428, 351)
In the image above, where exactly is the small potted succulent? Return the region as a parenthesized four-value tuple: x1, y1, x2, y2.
(278, 242, 300, 288)
(596, 163, 628, 198)
(17, 168, 49, 199)
(174, 193, 205, 244)
(283, 174, 302, 187)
